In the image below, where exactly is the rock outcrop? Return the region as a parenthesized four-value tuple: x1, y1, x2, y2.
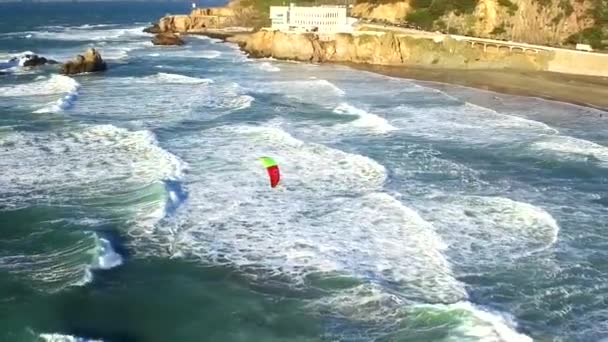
(230, 30, 550, 70)
(148, 0, 262, 34)
(9, 54, 57, 67)
(151, 33, 185, 46)
(143, 23, 161, 34)
(60, 48, 107, 75)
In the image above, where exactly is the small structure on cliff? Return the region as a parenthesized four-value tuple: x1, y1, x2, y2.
(269, 3, 358, 33)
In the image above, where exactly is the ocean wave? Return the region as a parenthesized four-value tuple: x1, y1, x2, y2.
(76, 234, 124, 287)
(120, 122, 539, 341)
(39, 333, 103, 342)
(250, 78, 345, 106)
(0, 125, 185, 290)
(257, 61, 280, 72)
(414, 194, 560, 271)
(199, 50, 222, 59)
(333, 102, 396, 133)
(33, 75, 81, 113)
(0, 74, 78, 98)
(0, 124, 184, 210)
(143, 125, 466, 303)
(391, 101, 558, 144)
(315, 285, 531, 341)
(0, 230, 97, 291)
(143, 72, 213, 84)
(16, 26, 146, 42)
(531, 135, 608, 168)
(81, 76, 250, 124)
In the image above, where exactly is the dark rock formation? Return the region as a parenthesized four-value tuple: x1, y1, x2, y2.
(151, 33, 185, 46)
(9, 54, 57, 67)
(143, 23, 161, 34)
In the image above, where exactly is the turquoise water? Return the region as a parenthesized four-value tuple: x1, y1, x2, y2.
(1, 2, 608, 341)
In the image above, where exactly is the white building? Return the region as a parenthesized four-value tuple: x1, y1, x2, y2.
(270, 3, 357, 33)
(576, 43, 593, 52)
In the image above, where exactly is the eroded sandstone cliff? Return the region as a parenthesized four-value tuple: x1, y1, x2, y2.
(229, 30, 550, 70)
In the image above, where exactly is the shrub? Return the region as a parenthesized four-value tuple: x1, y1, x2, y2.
(490, 24, 507, 34)
(406, 9, 437, 29)
(498, 0, 519, 15)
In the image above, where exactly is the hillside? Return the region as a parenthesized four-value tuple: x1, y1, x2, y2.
(351, 0, 607, 48)
(153, 0, 607, 48)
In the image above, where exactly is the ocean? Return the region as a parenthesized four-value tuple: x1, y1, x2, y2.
(1, 2, 608, 341)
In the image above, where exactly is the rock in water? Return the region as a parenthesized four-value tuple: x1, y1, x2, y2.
(151, 33, 185, 46)
(22, 54, 58, 67)
(60, 48, 107, 75)
(143, 23, 160, 34)
(9, 54, 58, 67)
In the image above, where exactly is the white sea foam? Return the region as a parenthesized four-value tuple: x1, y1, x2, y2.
(251, 78, 345, 105)
(333, 102, 396, 133)
(93, 236, 123, 270)
(73, 77, 251, 127)
(0, 124, 183, 210)
(77, 234, 124, 287)
(24, 26, 146, 42)
(445, 302, 533, 342)
(0, 231, 98, 291)
(531, 135, 608, 167)
(142, 72, 213, 84)
(0, 125, 183, 289)
(257, 61, 280, 72)
(33, 76, 81, 113)
(315, 283, 531, 341)
(0, 74, 79, 98)
(199, 50, 222, 59)
(39, 333, 103, 342)
(391, 101, 558, 144)
(143, 125, 468, 305)
(415, 195, 560, 269)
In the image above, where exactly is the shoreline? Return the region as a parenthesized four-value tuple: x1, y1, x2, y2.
(345, 64, 608, 112)
(186, 30, 608, 112)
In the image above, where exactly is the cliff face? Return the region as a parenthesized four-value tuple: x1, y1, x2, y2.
(351, 1, 411, 22)
(445, 0, 595, 45)
(230, 30, 550, 70)
(352, 0, 596, 46)
(154, 0, 261, 33)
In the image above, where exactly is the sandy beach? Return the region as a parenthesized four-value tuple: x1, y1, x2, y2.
(347, 64, 608, 111)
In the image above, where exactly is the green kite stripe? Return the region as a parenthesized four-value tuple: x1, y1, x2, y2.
(258, 156, 277, 168)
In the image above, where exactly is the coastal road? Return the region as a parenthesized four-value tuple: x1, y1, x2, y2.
(356, 23, 608, 57)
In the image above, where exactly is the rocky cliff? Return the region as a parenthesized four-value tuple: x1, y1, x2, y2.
(229, 30, 549, 70)
(352, 0, 601, 46)
(351, 1, 411, 22)
(151, 0, 263, 33)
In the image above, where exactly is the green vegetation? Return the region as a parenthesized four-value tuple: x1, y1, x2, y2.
(490, 24, 506, 34)
(406, 0, 478, 29)
(558, 0, 574, 16)
(406, 9, 436, 29)
(497, 0, 518, 15)
(357, 34, 378, 44)
(551, 13, 564, 24)
(533, 0, 553, 7)
(566, 26, 606, 49)
(565, 0, 608, 49)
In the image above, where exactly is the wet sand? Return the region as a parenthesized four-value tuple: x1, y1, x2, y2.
(347, 64, 608, 111)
